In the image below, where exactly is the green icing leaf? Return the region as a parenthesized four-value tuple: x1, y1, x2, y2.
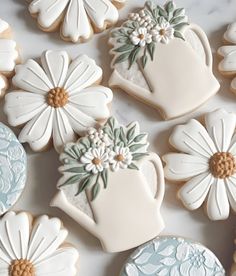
(114, 52, 130, 64)
(147, 42, 155, 61)
(129, 143, 146, 152)
(174, 22, 189, 31)
(170, 16, 186, 25)
(63, 166, 86, 174)
(128, 163, 139, 170)
(107, 117, 116, 131)
(59, 174, 84, 187)
(158, 6, 168, 19)
(80, 137, 91, 150)
(63, 146, 78, 160)
(133, 134, 147, 142)
(114, 44, 135, 53)
(165, 1, 175, 14)
(117, 37, 130, 43)
(120, 127, 127, 145)
(92, 182, 100, 201)
(173, 8, 184, 17)
(101, 169, 108, 189)
(114, 128, 121, 142)
(127, 124, 137, 141)
(174, 30, 185, 40)
(129, 46, 141, 68)
(75, 175, 94, 196)
(132, 153, 149, 160)
(141, 54, 148, 69)
(111, 31, 120, 38)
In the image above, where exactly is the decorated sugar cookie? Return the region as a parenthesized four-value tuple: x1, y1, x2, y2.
(0, 211, 79, 275)
(218, 23, 236, 93)
(120, 236, 225, 276)
(28, 0, 126, 43)
(163, 109, 236, 221)
(4, 50, 113, 153)
(231, 237, 236, 276)
(109, 1, 219, 120)
(0, 18, 19, 99)
(0, 123, 27, 215)
(51, 117, 165, 252)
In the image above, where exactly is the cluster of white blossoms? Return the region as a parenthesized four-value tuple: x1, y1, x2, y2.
(88, 128, 111, 148)
(129, 10, 154, 30)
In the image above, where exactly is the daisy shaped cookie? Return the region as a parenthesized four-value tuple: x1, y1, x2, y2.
(163, 109, 236, 221)
(4, 50, 113, 153)
(0, 18, 19, 99)
(0, 211, 78, 275)
(28, 0, 126, 43)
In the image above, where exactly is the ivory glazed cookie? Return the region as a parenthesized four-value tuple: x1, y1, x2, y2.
(0, 123, 27, 215)
(163, 109, 236, 221)
(120, 236, 225, 276)
(218, 23, 236, 93)
(109, 1, 220, 120)
(0, 18, 19, 99)
(28, 0, 126, 43)
(0, 211, 79, 275)
(51, 117, 165, 252)
(4, 50, 113, 153)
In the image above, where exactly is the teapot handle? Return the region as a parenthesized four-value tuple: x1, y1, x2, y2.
(186, 23, 213, 68)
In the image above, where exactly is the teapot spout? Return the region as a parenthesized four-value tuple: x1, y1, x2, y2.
(50, 190, 97, 237)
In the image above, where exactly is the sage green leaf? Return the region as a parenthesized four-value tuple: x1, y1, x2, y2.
(120, 127, 127, 145)
(119, 29, 127, 35)
(114, 128, 121, 141)
(64, 166, 86, 174)
(128, 163, 139, 170)
(132, 21, 139, 28)
(118, 141, 124, 147)
(129, 143, 146, 152)
(173, 8, 184, 17)
(174, 30, 185, 40)
(153, 8, 159, 19)
(127, 124, 136, 141)
(117, 37, 130, 43)
(72, 145, 81, 158)
(101, 169, 108, 189)
(133, 134, 147, 142)
(174, 22, 189, 31)
(92, 182, 100, 201)
(80, 137, 91, 149)
(111, 31, 120, 38)
(76, 175, 94, 196)
(64, 147, 77, 159)
(59, 174, 83, 187)
(141, 54, 148, 68)
(165, 1, 174, 13)
(146, 1, 153, 11)
(114, 52, 130, 64)
(147, 42, 155, 61)
(170, 16, 186, 25)
(158, 7, 168, 19)
(107, 117, 116, 131)
(129, 47, 141, 68)
(114, 44, 135, 53)
(132, 153, 149, 160)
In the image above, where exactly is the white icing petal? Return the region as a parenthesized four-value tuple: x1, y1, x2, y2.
(0, 75, 6, 98)
(27, 215, 68, 264)
(206, 179, 230, 220)
(205, 109, 236, 152)
(35, 247, 78, 276)
(0, 212, 30, 261)
(224, 22, 236, 44)
(41, 50, 69, 88)
(190, 264, 205, 275)
(178, 172, 213, 210)
(19, 107, 54, 152)
(63, 103, 96, 135)
(0, 39, 18, 72)
(13, 60, 53, 95)
(62, 0, 92, 42)
(169, 119, 217, 158)
(163, 153, 208, 181)
(29, 0, 69, 29)
(64, 55, 102, 94)
(4, 92, 46, 126)
(69, 86, 113, 119)
(84, 0, 119, 29)
(52, 108, 77, 153)
(218, 46, 236, 72)
(0, 19, 9, 33)
(225, 177, 236, 213)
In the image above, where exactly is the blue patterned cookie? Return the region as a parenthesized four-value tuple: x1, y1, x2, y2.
(120, 236, 225, 276)
(0, 123, 27, 214)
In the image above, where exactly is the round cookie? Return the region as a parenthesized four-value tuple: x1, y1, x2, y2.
(51, 117, 165, 252)
(109, 1, 219, 120)
(4, 50, 113, 153)
(0, 211, 79, 275)
(0, 122, 27, 215)
(28, 0, 126, 43)
(0, 18, 19, 99)
(163, 109, 236, 221)
(120, 236, 225, 276)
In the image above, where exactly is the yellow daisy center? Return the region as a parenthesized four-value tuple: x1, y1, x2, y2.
(115, 154, 125, 162)
(9, 259, 35, 276)
(92, 158, 101, 165)
(47, 87, 69, 108)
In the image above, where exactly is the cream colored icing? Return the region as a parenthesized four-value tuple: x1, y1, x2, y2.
(51, 152, 165, 253)
(223, 22, 236, 43)
(0, 19, 9, 33)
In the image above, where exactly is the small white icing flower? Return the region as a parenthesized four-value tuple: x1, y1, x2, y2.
(152, 19, 174, 44)
(130, 27, 152, 47)
(0, 156, 13, 194)
(0, 212, 78, 275)
(4, 50, 113, 153)
(163, 109, 236, 221)
(109, 146, 132, 171)
(88, 128, 111, 147)
(81, 147, 110, 174)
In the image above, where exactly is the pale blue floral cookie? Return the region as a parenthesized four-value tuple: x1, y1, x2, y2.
(120, 236, 225, 276)
(0, 123, 27, 214)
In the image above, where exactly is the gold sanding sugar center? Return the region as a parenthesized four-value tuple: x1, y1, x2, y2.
(116, 154, 125, 162)
(47, 87, 68, 108)
(159, 29, 166, 36)
(9, 259, 35, 276)
(92, 158, 101, 165)
(209, 152, 236, 179)
(138, 34, 145, 40)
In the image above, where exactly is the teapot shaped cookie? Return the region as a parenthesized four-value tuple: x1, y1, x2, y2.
(51, 117, 165, 252)
(109, 1, 220, 120)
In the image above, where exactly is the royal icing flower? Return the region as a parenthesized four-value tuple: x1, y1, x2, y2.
(88, 128, 111, 147)
(4, 50, 113, 153)
(81, 147, 110, 174)
(109, 146, 132, 171)
(151, 19, 175, 44)
(29, 0, 124, 43)
(163, 109, 236, 220)
(130, 27, 152, 47)
(0, 156, 12, 194)
(0, 211, 78, 276)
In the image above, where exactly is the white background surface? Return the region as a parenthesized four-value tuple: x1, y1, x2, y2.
(1, 0, 236, 275)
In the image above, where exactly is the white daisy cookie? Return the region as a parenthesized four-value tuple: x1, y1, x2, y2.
(218, 23, 236, 94)
(51, 117, 165, 252)
(28, 0, 126, 43)
(0, 18, 19, 99)
(4, 50, 113, 153)
(163, 109, 236, 221)
(0, 211, 79, 276)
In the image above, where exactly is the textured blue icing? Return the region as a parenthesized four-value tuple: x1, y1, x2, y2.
(120, 236, 225, 276)
(0, 123, 27, 214)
